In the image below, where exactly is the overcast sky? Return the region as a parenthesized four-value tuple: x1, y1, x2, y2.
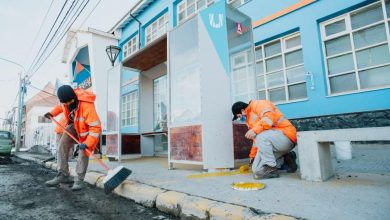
(0, 0, 138, 121)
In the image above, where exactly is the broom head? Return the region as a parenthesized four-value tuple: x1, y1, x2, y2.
(103, 166, 132, 194)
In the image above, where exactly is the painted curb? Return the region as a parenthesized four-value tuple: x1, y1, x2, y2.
(114, 180, 166, 208)
(14, 154, 297, 220)
(156, 191, 188, 217)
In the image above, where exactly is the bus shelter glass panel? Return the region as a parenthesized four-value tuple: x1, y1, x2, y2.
(227, 6, 256, 103)
(169, 17, 201, 126)
(106, 65, 121, 158)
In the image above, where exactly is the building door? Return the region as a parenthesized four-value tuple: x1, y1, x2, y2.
(153, 75, 168, 155)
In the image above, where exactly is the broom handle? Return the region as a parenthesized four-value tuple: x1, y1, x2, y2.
(50, 117, 110, 171)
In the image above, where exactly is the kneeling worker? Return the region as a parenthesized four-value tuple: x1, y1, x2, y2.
(44, 85, 101, 190)
(232, 100, 297, 179)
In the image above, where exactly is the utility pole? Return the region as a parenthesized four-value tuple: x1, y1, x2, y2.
(15, 75, 29, 152)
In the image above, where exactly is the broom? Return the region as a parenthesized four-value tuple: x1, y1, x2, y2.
(50, 117, 131, 193)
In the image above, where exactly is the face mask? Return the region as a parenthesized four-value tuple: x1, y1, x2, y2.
(240, 115, 247, 122)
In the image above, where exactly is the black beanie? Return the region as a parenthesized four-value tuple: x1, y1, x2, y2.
(57, 85, 76, 103)
(231, 101, 249, 121)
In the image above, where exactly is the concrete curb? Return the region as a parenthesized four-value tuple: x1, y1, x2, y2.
(14, 153, 297, 220)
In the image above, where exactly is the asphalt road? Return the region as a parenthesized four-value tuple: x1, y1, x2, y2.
(0, 156, 176, 220)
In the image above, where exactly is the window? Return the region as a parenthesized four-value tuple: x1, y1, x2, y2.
(38, 116, 51, 123)
(122, 35, 138, 59)
(231, 50, 256, 103)
(121, 91, 138, 126)
(321, 0, 390, 95)
(227, 0, 251, 8)
(255, 33, 307, 103)
(177, 0, 214, 24)
(153, 75, 168, 131)
(146, 13, 169, 45)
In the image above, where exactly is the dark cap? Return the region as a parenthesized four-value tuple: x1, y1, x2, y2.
(57, 85, 76, 103)
(231, 101, 248, 121)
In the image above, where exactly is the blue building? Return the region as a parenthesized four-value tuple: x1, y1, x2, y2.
(107, 0, 390, 168)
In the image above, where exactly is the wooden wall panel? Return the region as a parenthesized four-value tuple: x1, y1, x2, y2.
(170, 125, 202, 161)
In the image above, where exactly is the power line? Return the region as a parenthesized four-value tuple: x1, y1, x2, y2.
(26, 0, 69, 74)
(28, 0, 90, 79)
(29, 0, 77, 74)
(24, 0, 55, 65)
(28, 84, 57, 97)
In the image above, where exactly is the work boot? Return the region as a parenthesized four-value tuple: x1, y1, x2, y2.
(71, 180, 85, 191)
(45, 173, 73, 187)
(284, 151, 298, 173)
(253, 165, 280, 180)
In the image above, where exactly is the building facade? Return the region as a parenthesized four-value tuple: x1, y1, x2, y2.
(105, 0, 390, 168)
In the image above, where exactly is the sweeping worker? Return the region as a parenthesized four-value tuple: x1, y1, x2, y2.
(44, 85, 101, 190)
(232, 100, 297, 179)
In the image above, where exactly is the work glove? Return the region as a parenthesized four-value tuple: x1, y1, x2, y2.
(78, 143, 87, 150)
(44, 112, 53, 119)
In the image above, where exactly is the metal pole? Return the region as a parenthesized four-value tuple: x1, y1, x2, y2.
(15, 73, 23, 152)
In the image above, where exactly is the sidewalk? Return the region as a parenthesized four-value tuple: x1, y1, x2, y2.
(16, 143, 390, 220)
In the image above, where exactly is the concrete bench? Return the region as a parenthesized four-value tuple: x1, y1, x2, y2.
(297, 127, 390, 181)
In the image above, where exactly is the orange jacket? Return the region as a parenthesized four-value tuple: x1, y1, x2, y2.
(50, 89, 101, 156)
(245, 99, 297, 144)
(54, 115, 67, 134)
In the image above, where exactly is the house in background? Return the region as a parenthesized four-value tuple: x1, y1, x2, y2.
(23, 82, 58, 154)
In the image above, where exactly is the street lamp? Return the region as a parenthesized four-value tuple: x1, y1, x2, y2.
(105, 45, 121, 67)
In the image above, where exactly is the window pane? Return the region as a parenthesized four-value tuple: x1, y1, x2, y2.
(327, 53, 354, 75)
(266, 71, 284, 87)
(285, 35, 301, 50)
(353, 24, 387, 49)
(265, 56, 282, 72)
(330, 73, 358, 93)
(325, 35, 351, 56)
(359, 65, 390, 89)
(179, 12, 185, 22)
(258, 90, 266, 99)
(264, 41, 281, 57)
(286, 66, 305, 83)
(325, 19, 346, 36)
(356, 44, 390, 69)
(187, 4, 196, 16)
(268, 87, 286, 102)
(285, 49, 303, 67)
(288, 83, 307, 100)
(351, 3, 383, 30)
(387, 0, 390, 18)
(234, 55, 246, 66)
(256, 61, 264, 75)
(257, 76, 265, 89)
(197, 0, 206, 9)
(255, 47, 262, 60)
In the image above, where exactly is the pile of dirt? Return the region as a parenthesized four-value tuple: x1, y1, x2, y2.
(28, 145, 52, 155)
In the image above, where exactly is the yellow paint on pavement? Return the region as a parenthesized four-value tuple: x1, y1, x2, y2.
(187, 169, 252, 179)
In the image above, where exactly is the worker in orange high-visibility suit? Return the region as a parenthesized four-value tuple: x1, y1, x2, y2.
(44, 85, 101, 191)
(232, 100, 297, 179)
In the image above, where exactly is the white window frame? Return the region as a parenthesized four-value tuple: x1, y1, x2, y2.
(254, 32, 307, 104)
(121, 90, 138, 127)
(320, 0, 390, 96)
(153, 75, 168, 132)
(231, 50, 255, 103)
(145, 13, 169, 45)
(177, 0, 214, 24)
(122, 35, 139, 59)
